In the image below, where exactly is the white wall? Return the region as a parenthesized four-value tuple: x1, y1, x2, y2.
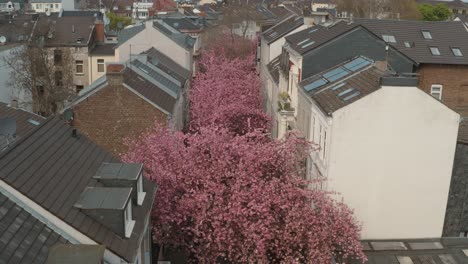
(31, 2, 62, 13)
(326, 86, 459, 239)
(88, 54, 117, 84)
(117, 21, 192, 70)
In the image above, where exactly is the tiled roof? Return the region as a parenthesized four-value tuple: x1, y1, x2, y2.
(0, 117, 156, 262)
(356, 19, 468, 65)
(267, 56, 281, 85)
(144, 47, 191, 82)
(300, 57, 384, 115)
(90, 43, 116, 56)
(262, 15, 304, 44)
(153, 20, 195, 50)
(350, 238, 468, 264)
(0, 193, 69, 263)
(117, 24, 145, 46)
(285, 21, 357, 55)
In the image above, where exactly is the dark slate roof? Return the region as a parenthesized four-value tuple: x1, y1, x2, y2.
(350, 238, 468, 264)
(60, 10, 103, 19)
(0, 117, 156, 262)
(285, 20, 357, 55)
(144, 47, 191, 82)
(46, 244, 105, 264)
(444, 140, 468, 236)
(33, 16, 96, 47)
(161, 17, 202, 32)
(123, 68, 177, 113)
(0, 193, 68, 264)
(300, 57, 383, 115)
(267, 56, 281, 84)
(117, 24, 145, 46)
(90, 43, 116, 56)
(262, 15, 304, 44)
(356, 19, 468, 65)
(0, 14, 37, 43)
(153, 20, 195, 50)
(454, 14, 468, 23)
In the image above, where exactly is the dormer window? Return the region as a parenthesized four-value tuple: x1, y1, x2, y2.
(382, 34, 396, 43)
(430, 47, 440, 56)
(422, 30, 432, 40)
(137, 174, 146, 205)
(124, 201, 135, 238)
(452, 47, 463, 57)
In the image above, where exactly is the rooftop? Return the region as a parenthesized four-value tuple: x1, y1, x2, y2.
(90, 43, 116, 56)
(153, 20, 196, 50)
(74, 187, 132, 210)
(33, 15, 96, 47)
(117, 23, 145, 46)
(144, 47, 191, 82)
(261, 15, 304, 44)
(161, 17, 203, 32)
(0, 117, 156, 262)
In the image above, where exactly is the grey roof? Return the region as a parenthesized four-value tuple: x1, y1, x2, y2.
(153, 20, 195, 50)
(300, 57, 384, 115)
(144, 47, 191, 82)
(444, 141, 468, 236)
(0, 192, 68, 264)
(161, 17, 203, 32)
(0, 117, 156, 262)
(94, 162, 142, 180)
(74, 187, 132, 210)
(128, 59, 181, 96)
(30, 0, 61, 2)
(356, 19, 468, 65)
(60, 10, 103, 18)
(33, 15, 96, 46)
(46, 244, 105, 264)
(0, 14, 37, 44)
(90, 43, 116, 56)
(117, 24, 145, 46)
(262, 15, 304, 44)
(350, 238, 468, 264)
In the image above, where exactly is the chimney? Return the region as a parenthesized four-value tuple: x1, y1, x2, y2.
(106, 63, 126, 86)
(303, 7, 315, 26)
(10, 99, 18, 108)
(95, 21, 105, 43)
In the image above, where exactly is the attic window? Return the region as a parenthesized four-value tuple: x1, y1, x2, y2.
(422, 30, 432, 40)
(430, 47, 441, 56)
(452, 47, 463, 57)
(137, 174, 146, 205)
(124, 201, 135, 238)
(382, 34, 396, 43)
(27, 119, 40, 126)
(404, 41, 413, 48)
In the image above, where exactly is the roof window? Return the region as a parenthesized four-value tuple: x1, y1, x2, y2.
(404, 41, 414, 48)
(422, 30, 432, 40)
(430, 47, 440, 56)
(382, 34, 396, 43)
(452, 47, 463, 57)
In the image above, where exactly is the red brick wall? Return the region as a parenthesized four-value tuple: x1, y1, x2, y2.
(418, 64, 468, 116)
(73, 84, 168, 157)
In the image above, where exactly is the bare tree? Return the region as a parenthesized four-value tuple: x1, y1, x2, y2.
(218, 0, 263, 39)
(5, 42, 75, 116)
(337, 0, 421, 20)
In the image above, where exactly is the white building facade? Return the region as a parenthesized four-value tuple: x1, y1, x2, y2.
(30, 0, 62, 13)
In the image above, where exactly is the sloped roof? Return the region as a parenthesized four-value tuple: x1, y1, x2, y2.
(33, 15, 96, 47)
(144, 47, 191, 81)
(90, 43, 116, 56)
(0, 117, 156, 262)
(153, 20, 195, 50)
(161, 17, 202, 32)
(0, 193, 69, 263)
(356, 19, 468, 65)
(262, 15, 304, 44)
(0, 14, 37, 44)
(117, 24, 145, 46)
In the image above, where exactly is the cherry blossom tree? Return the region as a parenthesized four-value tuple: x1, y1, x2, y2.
(123, 126, 365, 263)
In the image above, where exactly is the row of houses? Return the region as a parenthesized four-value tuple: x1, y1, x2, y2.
(259, 2, 468, 262)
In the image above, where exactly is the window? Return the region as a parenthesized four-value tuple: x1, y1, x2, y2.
(422, 30, 432, 40)
(37, 3, 42, 9)
(75, 60, 84, 74)
(137, 174, 146, 205)
(404, 41, 413, 48)
(76, 85, 84, 94)
(124, 201, 135, 237)
(50, 4, 53, 8)
(55, 71, 63, 86)
(460, 231, 468, 237)
(382, 34, 396, 43)
(125, 202, 132, 222)
(430, 47, 440, 56)
(113, 5, 118, 10)
(452, 47, 463, 57)
(54, 49, 62, 64)
(55, 4, 59, 8)
(97, 59, 105, 73)
(431, 85, 442, 100)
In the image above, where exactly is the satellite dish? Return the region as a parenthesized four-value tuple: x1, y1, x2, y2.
(0, 36, 6, 44)
(46, 10, 51, 16)
(116, 21, 124, 31)
(63, 109, 74, 122)
(0, 117, 16, 137)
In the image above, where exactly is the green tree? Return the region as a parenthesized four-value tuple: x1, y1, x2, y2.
(418, 3, 452, 21)
(106, 12, 132, 31)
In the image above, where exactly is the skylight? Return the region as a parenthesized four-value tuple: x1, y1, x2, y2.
(430, 47, 441, 56)
(331, 82, 346, 90)
(452, 47, 463, 57)
(301, 40, 316, 49)
(382, 34, 396, 43)
(304, 78, 328, 92)
(342, 91, 361, 101)
(323, 67, 350, 82)
(343, 57, 372, 72)
(422, 30, 432, 40)
(338, 88, 354, 97)
(27, 119, 40, 126)
(297, 38, 310, 46)
(404, 41, 412, 48)
(309, 28, 318, 33)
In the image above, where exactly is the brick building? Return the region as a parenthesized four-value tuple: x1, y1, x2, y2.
(66, 52, 189, 156)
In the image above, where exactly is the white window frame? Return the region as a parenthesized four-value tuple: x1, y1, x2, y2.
(75, 60, 84, 75)
(430, 84, 443, 100)
(124, 201, 135, 238)
(97, 59, 105, 73)
(382, 34, 396, 43)
(452, 47, 463, 57)
(430, 47, 440, 56)
(422, 30, 432, 40)
(137, 174, 146, 205)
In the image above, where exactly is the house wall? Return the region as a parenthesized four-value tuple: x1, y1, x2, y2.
(72, 82, 168, 156)
(117, 22, 192, 71)
(418, 64, 468, 116)
(327, 86, 459, 239)
(70, 46, 91, 89)
(88, 54, 117, 83)
(31, 2, 62, 12)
